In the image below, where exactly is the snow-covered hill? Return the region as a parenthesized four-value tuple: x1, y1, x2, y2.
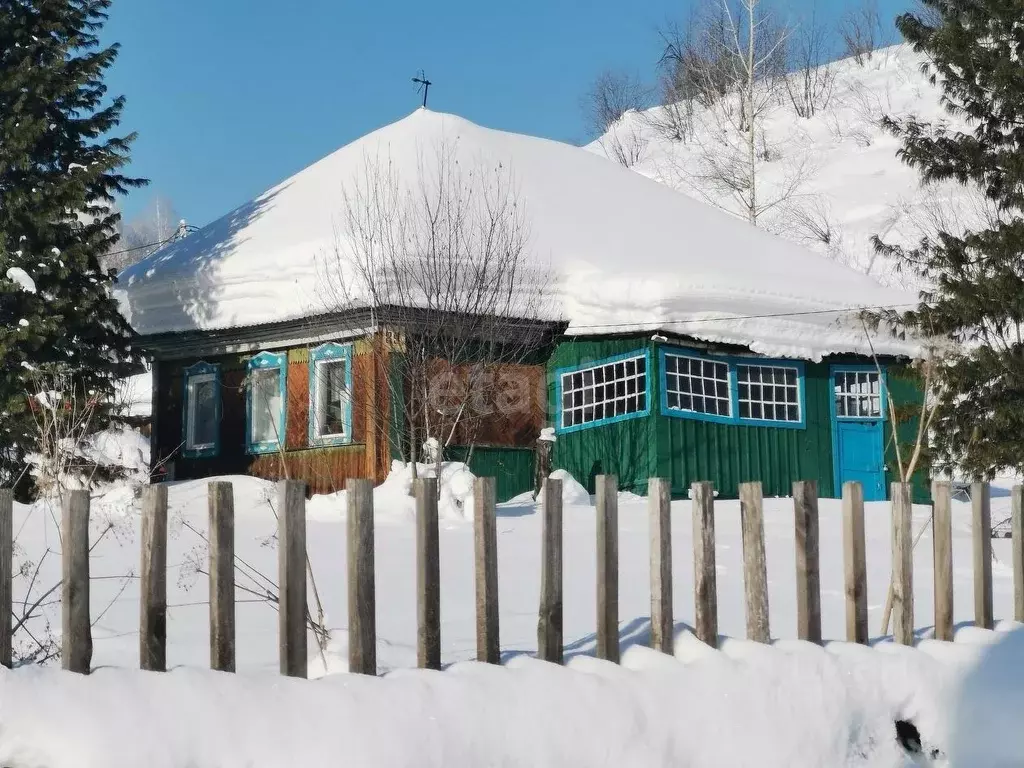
(590, 45, 984, 290)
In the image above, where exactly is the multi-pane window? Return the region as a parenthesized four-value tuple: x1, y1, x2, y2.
(835, 370, 882, 418)
(247, 352, 286, 453)
(737, 364, 801, 423)
(309, 342, 352, 445)
(183, 362, 220, 457)
(313, 359, 349, 437)
(664, 354, 731, 417)
(560, 354, 647, 429)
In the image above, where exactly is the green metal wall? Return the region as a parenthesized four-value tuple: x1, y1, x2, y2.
(547, 335, 925, 500)
(654, 362, 834, 499)
(446, 445, 535, 503)
(549, 338, 658, 494)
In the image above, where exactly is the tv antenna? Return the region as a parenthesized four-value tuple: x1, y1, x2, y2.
(412, 70, 432, 108)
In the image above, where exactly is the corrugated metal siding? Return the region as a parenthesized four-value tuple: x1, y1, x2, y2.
(447, 446, 535, 502)
(547, 337, 658, 494)
(654, 361, 835, 499)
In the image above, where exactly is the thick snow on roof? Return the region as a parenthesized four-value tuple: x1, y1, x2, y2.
(118, 108, 917, 360)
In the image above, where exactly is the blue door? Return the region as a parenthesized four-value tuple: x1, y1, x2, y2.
(832, 369, 886, 501)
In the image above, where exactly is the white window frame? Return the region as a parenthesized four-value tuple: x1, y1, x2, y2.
(557, 352, 649, 432)
(736, 363, 802, 424)
(663, 352, 733, 421)
(834, 369, 884, 420)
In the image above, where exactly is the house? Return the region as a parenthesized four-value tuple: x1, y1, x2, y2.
(118, 108, 923, 502)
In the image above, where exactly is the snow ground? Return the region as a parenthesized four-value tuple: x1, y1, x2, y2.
(591, 45, 980, 291)
(4, 453, 1024, 766)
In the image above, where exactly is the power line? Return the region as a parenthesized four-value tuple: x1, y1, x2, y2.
(562, 302, 922, 334)
(105, 224, 199, 259)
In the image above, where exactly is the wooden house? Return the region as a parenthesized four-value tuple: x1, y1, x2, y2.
(118, 109, 923, 501)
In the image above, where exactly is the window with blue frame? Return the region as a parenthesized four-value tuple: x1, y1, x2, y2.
(834, 369, 883, 419)
(736, 363, 801, 423)
(660, 347, 806, 429)
(182, 362, 220, 458)
(308, 343, 353, 446)
(246, 351, 287, 454)
(557, 351, 649, 432)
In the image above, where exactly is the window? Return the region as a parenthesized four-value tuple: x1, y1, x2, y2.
(309, 342, 352, 445)
(558, 352, 648, 431)
(835, 370, 882, 418)
(737, 364, 801, 423)
(664, 353, 731, 418)
(659, 347, 806, 430)
(182, 362, 220, 458)
(246, 351, 287, 454)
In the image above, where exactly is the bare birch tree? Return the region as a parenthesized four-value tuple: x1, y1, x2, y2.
(318, 142, 555, 477)
(668, 0, 806, 227)
(580, 71, 652, 167)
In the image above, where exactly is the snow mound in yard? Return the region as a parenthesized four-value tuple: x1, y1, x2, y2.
(118, 108, 916, 361)
(0, 638, 972, 768)
(306, 460, 478, 522)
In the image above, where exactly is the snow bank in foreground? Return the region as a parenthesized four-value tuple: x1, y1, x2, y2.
(1, 633, 992, 768)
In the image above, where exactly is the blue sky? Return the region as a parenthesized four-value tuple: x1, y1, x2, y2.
(103, 0, 908, 227)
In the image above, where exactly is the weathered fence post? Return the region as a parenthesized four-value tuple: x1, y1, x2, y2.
(595, 475, 619, 663)
(972, 481, 994, 630)
(348, 478, 376, 675)
(691, 481, 717, 648)
(842, 481, 868, 644)
(932, 481, 954, 641)
(62, 489, 92, 673)
(793, 480, 821, 644)
(209, 481, 236, 672)
(0, 489, 12, 668)
(649, 477, 673, 653)
(1013, 485, 1024, 623)
(538, 477, 563, 664)
(279, 480, 307, 678)
(140, 484, 168, 671)
(740, 481, 770, 643)
(415, 477, 441, 670)
(474, 476, 500, 664)
(891, 482, 914, 645)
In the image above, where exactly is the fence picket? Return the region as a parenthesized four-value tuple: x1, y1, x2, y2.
(691, 481, 717, 648)
(0, 489, 11, 668)
(595, 475, 619, 663)
(62, 490, 92, 673)
(932, 481, 954, 642)
(348, 478, 377, 675)
(891, 482, 914, 645)
(740, 481, 770, 643)
(140, 485, 168, 671)
(649, 477, 673, 654)
(474, 477, 500, 664)
(279, 480, 307, 678)
(415, 477, 441, 670)
(842, 481, 868, 644)
(793, 481, 821, 644)
(1014, 486, 1024, 623)
(538, 477, 563, 664)
(209, 481, 236, 672)
(972, 481, 994, 630)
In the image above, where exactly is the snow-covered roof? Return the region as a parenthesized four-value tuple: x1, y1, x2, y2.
(117, 108, 918, 360)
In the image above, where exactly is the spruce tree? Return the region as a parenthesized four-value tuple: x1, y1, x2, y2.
(0, 0, 145, 493)
(875, 0, 1024, 477)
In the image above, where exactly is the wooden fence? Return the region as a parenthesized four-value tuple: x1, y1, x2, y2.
(0, 478, 1021, 675)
